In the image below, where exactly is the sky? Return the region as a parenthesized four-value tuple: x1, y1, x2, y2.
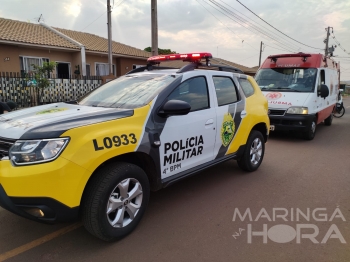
(2, 0, 350, 80)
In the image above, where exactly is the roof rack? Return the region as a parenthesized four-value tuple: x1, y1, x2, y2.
(176, 62, 244, 74)
(126, 65, 176, 75)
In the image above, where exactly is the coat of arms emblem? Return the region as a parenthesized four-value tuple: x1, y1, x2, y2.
(221, 113, 235, 147)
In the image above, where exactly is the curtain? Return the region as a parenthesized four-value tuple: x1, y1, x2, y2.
(96, 63, 109, 76)
(25, 58, 40, 72)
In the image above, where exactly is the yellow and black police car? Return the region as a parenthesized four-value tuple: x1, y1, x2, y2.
(0, 52, 269, 241)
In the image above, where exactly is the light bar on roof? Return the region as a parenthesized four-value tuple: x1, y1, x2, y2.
(147, 52, 212, 63)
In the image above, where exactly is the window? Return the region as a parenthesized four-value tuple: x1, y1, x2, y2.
(238, 78, 255, 98)
(19, 56, 49, 74)
(167, 76, 209, 112)
(318, 69, 325, 92)
(133, 64, 145, 69)
(213, 76, 239, 106)
(86, 64, 91, 77)
(255, 68, 317, 92)
(96, 63, 116, 76)
(79, 74, 178, 109)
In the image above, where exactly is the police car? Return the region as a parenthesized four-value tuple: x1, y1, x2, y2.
(0, 52, 269, 241)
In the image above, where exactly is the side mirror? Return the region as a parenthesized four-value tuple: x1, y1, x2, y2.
(158, 100, 191, 117)
(319, 84, 329, 98)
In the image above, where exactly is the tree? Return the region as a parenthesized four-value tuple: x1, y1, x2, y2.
(144, 47, 177, 54)
(29, 61, 57, 105)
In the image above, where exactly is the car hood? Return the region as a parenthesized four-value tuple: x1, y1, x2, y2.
(262, 91, 310, 109)
(0, 103, 133, 140)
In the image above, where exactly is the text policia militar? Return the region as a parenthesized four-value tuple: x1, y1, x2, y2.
(163, 135, 204, 166)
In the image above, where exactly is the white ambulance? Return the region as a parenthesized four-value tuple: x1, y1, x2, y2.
(255, 53, 340, 140)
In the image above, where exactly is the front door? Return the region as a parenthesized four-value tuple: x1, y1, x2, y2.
(56, 62, 70, 78)
(159, 76, 217, 179)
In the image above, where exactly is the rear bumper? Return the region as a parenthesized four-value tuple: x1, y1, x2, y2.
(0, 184, 79, 223)
(269, 114, 315, 132)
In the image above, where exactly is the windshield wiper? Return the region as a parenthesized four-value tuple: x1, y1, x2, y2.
(64, 100, 78, 104)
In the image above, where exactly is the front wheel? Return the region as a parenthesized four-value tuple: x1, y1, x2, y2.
(333, 106, 345, 118)
(237, 130, 265, 172)
(82, 162, 150, 241)
(324, 112, 333, 126)
(303, 117, 317, 140)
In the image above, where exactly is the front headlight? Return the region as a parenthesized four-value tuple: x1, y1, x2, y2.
(9, 138, 69, 166)
(286, 107, 308, 115)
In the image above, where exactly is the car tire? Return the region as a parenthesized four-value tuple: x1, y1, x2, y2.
(237, 130, 265, 172)
(303, 117, 317, 140)
(324, 112, 333, 126)
(81, 162, 150, 241)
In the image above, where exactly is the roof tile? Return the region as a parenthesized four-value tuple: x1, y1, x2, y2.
(0, 18, 78, 49)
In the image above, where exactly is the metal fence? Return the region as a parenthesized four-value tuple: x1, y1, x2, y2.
(0, 73, 102, 108)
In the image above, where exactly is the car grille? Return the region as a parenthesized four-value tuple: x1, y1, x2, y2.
(268, 109, 286, 116)
(0, 137, 16, 159)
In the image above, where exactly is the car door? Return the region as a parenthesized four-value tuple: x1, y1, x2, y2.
(315, 68, 330, 122)
(211, 74, 245, 159)
(159, 74, 217, 179)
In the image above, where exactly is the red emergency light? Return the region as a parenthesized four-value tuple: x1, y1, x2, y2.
(147, 52, 213, 63)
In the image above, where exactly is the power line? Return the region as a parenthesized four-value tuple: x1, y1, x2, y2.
(81, 11, 107, 31)
(264, 43, 292, 53)
(81, 0, 126, 31)
(331, 31, 350, 56)
(235, 0, 324, 51)
(235, 53, 259, 63)
(207, 0, 301, 52)
(195, 0, 258, 51)
(216, 0, 302, 51)
(206, 0, 298, 53)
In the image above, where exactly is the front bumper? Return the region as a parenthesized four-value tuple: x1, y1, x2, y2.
(269, 114, 315, 132)
(0, 184, 79, 223)
(0, 156, 91, 223)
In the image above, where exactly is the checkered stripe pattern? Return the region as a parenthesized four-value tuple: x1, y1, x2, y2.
(0, 77, 102, 108)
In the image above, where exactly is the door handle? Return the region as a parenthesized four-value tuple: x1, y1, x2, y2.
(241, 110, 247, 118)
(205, 119, 214, 125)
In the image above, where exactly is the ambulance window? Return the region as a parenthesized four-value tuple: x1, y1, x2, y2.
(213, 76, 239, 106)
(238, 78, 255, 98)
(318, 70, 325, 91)
(167, 76, 209, 112)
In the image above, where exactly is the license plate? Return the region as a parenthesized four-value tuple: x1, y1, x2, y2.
(270, 125, 275, 131)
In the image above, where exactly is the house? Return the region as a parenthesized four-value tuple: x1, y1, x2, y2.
(0, 17, 258, 79)
(0, 17, 150, 78)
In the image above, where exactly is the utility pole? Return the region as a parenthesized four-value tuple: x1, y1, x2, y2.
(259, 41, 263, 67)
(151, 0, 158, 56)
(107, 0, 113, 75)
(324, 26, 330, 57)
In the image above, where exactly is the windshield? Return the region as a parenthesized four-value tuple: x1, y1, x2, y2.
(78, 74, 178, 109)
(255, 68, 317, 93)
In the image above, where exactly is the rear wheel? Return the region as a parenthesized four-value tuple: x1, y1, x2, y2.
(333, 106, 345, 118)
(324, 112, 333, 126)
(82, 162, 150, 241)
(303, 117, 317, 140)
(237, 130, 265, 172)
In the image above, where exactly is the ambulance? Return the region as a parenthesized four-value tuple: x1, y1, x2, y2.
(255, 53, 340, 140)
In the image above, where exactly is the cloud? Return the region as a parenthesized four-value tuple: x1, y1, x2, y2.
(64, 0, 82, 18)
(1, 0, 350, 79)
(324, 11, 348, 31)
